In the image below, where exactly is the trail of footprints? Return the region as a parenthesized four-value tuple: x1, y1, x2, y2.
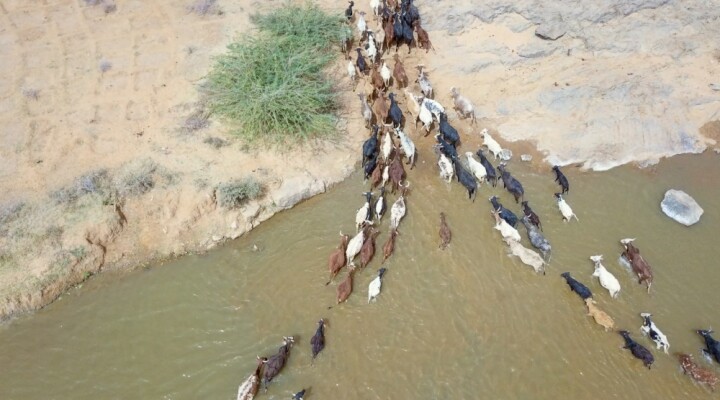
(238, 1, 720, 398)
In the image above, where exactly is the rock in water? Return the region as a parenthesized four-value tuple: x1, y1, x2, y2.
(661, 189, 703, 226)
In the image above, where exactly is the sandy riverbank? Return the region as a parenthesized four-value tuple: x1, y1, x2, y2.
(0, 0, 718, 320)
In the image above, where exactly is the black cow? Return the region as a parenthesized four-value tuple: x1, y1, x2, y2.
(476, 149, 497, 187)
(560, 272, 592, 300)
(497, 164, 524, 203)
(438, 113, 460, 148)
(552, 165, 569, 194)
(619, 330, 654, 369)
(452, 156, 477, 201)
(489, 196, 517, 227)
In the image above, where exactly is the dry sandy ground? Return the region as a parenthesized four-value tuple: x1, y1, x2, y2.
(0, 0, 717, 320)
(0, 0, 372, 319)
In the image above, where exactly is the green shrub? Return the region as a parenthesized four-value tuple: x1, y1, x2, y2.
(205, 3, 346, 144)
(217, 178, 263, 208)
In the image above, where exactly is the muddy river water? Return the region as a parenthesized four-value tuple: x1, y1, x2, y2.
(1, 150, 719, 399)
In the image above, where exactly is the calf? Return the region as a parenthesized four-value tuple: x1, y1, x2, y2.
(521, 201, 542, 231)
(585, 299, 615, 331)
(476, 149, 497, 187)
(678, 353, 718, 391)
(453, 156, 477, 201)
(489, 195, 517, 227)
(439, 212, 451, 249)
(619, 330, 654, 369)
(560, 272, 592, 300)
(620, 238, 653, 293)
(639, 313, 669, 353)
(497, 164, 524, 203)
(552, 165, 570, 194)
(697, 329, 720, 364)
(438, 113, 460, 148)
(521, 215, 551, 261)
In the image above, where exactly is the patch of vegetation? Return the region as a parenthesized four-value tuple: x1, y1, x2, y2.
(83, 0, 116, 13)
(216, 177, 263, 209)
(99, 60, 112, 73)
(22, 88, 40, 100)
(187, 0, 220, 16)
(50, 169, 111, 206)
(205, 3, 347, 144)
(203, 136, 228, 149)
(0, 201, 27, 232)
(114, 159, 175, 198)
(183, 109, 211, 133)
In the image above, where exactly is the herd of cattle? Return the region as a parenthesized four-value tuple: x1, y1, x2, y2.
(235, 1, 720, 398)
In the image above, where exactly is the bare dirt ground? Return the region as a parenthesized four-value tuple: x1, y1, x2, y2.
(0, 0, 374, 320)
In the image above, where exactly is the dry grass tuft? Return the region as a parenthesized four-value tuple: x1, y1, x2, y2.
(217, 177, 263, 208)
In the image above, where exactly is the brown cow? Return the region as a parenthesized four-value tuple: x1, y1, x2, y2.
(413, 20, 434, 53)
(373, 92, 390, 125)
(370, 159, 384, 189)
(439, 212, 451, 249)
(335, 267, 356, 304)
(392, 54, 408, 88)
(620, 238, 654, 293)
(678, 353, 718, 391)
(359, 229, 380, 269)
(325, 233, 350, 285)
(370, 64, 385, 96)
(388, 150, 405, 193)
(382, 228, 398, 262)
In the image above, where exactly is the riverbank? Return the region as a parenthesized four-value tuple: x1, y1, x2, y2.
(1, 0, 718, 321)
(0, 0, 368, 320)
